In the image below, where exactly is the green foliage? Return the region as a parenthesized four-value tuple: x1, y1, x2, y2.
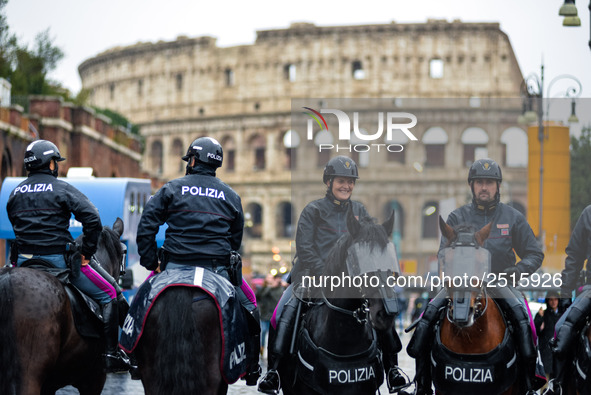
(93, 107, 141, 136)
(570, 125, 591, 228)
(0, 1, 65, 97)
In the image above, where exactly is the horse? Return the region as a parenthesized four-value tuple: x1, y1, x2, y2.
(0, 218, 126, 395)
(432, 217, 524, 395)
(132, 283, 229, 395)
(558, 310, 591, 395)
(277, 208, 404, 395)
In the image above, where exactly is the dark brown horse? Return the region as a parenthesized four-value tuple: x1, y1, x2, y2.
(561, 315, 591, 395)
(0, 218, 125, 395)
(435, 217, 521, 395)
(133, 286, 228, 395)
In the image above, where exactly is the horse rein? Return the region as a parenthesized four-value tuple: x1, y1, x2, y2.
(321, 293, 370, 325)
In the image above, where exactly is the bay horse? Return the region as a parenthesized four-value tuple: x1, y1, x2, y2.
(278, 208, 404, 395)
(433, 217, 526, 395)
(0, 217, 126, 395)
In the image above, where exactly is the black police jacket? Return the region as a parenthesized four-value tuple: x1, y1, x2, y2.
(441, 201, 543, 274)
(291, 194, 369, 280)
(561, 205, 591, 295)
(6, 170, 102, 256)
(137, 166, 243, 271)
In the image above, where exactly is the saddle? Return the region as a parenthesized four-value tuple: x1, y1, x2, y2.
(20, 259, 103, 338)
(119, 266, 249, 383)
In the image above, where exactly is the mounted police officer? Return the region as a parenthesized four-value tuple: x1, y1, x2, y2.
(136, 136, 261, 385)
(258, 156, 410, 394)
(6, 139, 130, 373)
(406, 158, 544, 395)
(543, 205, 591, 394)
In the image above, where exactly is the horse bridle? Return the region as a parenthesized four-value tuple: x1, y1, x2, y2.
(446, 286, 489, 323)
(321, 293, 370, 325)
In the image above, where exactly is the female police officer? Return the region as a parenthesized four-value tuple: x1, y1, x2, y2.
(258, 156, 409, 394)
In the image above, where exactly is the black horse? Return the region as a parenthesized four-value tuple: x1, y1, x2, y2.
(278, 209, 403, 395)
(0, 218, 126, 395)
(132, 284, 228, 395)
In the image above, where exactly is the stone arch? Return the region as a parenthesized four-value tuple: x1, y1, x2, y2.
(245, 202, 263, 239)
(501, 127, 527, 168)
(461, 127, 489, 166)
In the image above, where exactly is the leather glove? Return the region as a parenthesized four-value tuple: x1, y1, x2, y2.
(558, 290, 573, 312)
(502, 266, 520, 276)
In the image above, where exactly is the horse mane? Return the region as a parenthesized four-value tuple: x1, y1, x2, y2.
(324, 216, 389, 275)
(142, 287, 216, 394)
(97, 226, 123, 267)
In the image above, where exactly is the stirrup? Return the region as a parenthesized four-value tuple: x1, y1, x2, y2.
(257, 369, 280, 394)
(103, 350, 131, 373)
(542, 379, 562, 395)
(244, 364, 262, 386)
(387, 366, 412, 393)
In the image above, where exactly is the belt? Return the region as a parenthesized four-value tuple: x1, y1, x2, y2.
(19, 245, 66, 255)
(166, 253, 229, 269)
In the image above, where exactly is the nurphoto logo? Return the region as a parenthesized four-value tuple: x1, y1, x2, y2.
(302, 106, 418, 153)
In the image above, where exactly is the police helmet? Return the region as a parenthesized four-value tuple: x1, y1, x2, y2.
(467, 158, 502, 184)
(323, 156, 359, 184)
(24, 140, 66, 171)
(182, 137, 223, 168)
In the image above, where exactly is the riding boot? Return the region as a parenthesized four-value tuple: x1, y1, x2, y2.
(542, 357, 568, 395)
(411, 356, 434, 395)
(117, 293, 130, 327)
(258, 298, 300, 394)
(406, 290, 447, 359)
(406, 291, 446, 395)
(492, 287, 538, 392)
(243, 306, 262, 386)
(377, 328, 410, 393)
(102, 300, 131, 373)
(553, 292, 591, 358)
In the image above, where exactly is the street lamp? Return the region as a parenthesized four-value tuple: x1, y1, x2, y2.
(519, 64, 582, 244)
(557, 0, 591, 50)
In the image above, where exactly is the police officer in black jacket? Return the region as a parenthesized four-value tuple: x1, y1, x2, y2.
(543, 205, 591, 394)
(406, 158, 544, 395)
(7, 139, 130, 373)
(258, 156, 410, 394)
(136, 136, 261, 385)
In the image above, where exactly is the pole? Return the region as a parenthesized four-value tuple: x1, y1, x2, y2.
(537, 64, 544, 246)
(589, 1, 591, 51)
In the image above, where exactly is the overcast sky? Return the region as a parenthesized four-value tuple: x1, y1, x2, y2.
(5, 0, 591, 102)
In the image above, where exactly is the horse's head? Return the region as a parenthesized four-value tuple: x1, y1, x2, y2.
(77, 217, 126, 280)
(323, 207, 400, 331)
(438, 216, 492, 328)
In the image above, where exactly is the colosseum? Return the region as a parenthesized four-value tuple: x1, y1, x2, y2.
(79, 19, 529, 275)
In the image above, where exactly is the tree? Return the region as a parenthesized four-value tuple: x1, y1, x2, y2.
(0, 0, 65, 100)
(570, 125, 591, 228)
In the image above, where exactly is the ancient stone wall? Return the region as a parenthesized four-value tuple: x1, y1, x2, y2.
(79, 21, 528, 274)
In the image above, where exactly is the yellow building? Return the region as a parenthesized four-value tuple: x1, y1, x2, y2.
(527, 123, 570, 272)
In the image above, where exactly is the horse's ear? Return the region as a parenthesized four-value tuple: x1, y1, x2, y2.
(346, 206, 361, 237)
(474, 221, 492, 247)
(439, 215, 455, 243)
(113, 217, 124, 238)
(382, 210, 395, 237)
